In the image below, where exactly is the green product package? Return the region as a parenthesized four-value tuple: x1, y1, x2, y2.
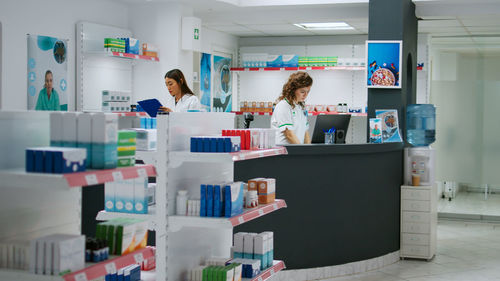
(117, 149, 136, 157)
(298, 56, 308, 67)
(106, 218, 127, 254)
(117, 156, 135, 167)
(118, 131, 137, 146)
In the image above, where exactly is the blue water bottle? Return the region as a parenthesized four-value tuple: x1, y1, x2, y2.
(406, 104, 436, 146)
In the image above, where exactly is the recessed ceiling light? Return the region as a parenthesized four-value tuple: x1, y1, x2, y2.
(294, 22, 354, 30)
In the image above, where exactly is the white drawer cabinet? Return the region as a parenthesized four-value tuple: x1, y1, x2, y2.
(401, 185, 437, 260)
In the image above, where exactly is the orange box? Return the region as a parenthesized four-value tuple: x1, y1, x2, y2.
(258, 193, 275, 204)
(143, 51, 158, 57)
(248, 178, 265, 191)
(267, 102, 274, 112)
(251, 102, 257, 112)
(257, 178, 276, 194)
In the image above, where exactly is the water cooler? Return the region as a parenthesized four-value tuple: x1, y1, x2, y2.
(404, 146, 435, 186)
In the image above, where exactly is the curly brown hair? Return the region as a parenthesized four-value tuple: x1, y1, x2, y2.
(277, 71, 313, 109)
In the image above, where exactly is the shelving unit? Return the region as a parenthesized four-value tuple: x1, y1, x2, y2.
(136, 112, 287, 280)
(0, 111, 158, 281)
(231, 66, 365, 71)
(115, 112, 148, 117)
(232, 111, 367, 117)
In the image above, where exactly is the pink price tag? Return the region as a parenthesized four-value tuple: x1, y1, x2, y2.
(258, 277, 263, 281)
(271, 268, 275, 274)
(74, 272, 88, 281)
(238, 217, 245, 224)
(105, 262, 117, 274)
(134, 253, 144, 264)
(137, 168, 147, 178)
(112, 171, 123, 181)
(273, 204, 278, 211)
(258, 209, 264, 216)
(85, 174, 98, 186)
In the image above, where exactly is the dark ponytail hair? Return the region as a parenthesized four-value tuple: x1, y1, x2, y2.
(164, 69, 194, 96)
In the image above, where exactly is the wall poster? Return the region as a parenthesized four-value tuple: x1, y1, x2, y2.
(213, 55, 232, 112)
(200, 53, 211, 112)
(27, 34, 68, 111)
(366, 40, 402, 89)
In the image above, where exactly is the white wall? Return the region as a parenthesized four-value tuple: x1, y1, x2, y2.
(0, 0, 129, 110)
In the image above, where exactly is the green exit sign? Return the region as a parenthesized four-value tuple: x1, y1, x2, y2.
(194, 28, 199, 40)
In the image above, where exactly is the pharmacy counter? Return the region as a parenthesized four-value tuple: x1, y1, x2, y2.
(234, 142, 403, 269)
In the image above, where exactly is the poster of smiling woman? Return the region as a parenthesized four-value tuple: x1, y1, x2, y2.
(27, 34, 68, 111)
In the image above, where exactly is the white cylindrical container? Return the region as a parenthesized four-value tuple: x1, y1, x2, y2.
(246, 190, 258, 208)
(176, 190, 188, 215)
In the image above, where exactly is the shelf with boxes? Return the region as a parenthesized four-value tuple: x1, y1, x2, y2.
(242, 260, 285, 281)
(231, 66, 365, 71)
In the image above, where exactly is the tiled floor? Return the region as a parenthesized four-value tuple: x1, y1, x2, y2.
(318, 220, 500, 281)
(438, 192, 500, 217)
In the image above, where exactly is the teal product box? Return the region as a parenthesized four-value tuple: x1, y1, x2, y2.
(207, 185, 214, 217)
(140, 118, 148, 129)
(134, 177, 148, 214)
(77, 113, 93, 168)
(224, 182, 244, 218)
(233, 232, 246, 259)
(62, 112, 78, 148)
(104, 182, 115, 212)
(91, 113, 118, 169)
(243, 233, 257, 260)
(266, 55, 283, 67)
(282, 55, 299, 67)
(122, 179, 135, 213)
(263, 231, 273, 267)
(50, 112, 64, 147)
(200, 184, 207, 217)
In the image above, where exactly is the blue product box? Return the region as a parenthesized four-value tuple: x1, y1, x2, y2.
(53, 148, 87, 173)
(216, 138, 224, 152)
(120, 38, 140, 55)
(224, 138, 231, 152)
(191, 138, 198, 152)
(268, 250, 273, 268)
(26, 149, 35, 172)
(266, 55, 283, 67)
(224, 182, 244, 218)
(203, 138, 210, 152)
(44, 150, 54, 173)
(200, 184, 207, 216)
(151, 118, 157, 129)
(35, 150, 44, 172)
(197, 137, 204, 152)
(210, 138, 217, 152)
(207, 185, 214, 217)
(282, 55, 299, 67)
(213, 184, 222, 217)
(140, 118, 147, 129)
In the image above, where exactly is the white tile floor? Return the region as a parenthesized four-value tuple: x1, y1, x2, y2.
(438, 192, 500, 217)
(318, 220, 500, 281)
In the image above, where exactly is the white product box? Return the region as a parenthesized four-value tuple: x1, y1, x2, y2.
(147, 183, 156, 205)
(243, 233, 257, 259)
(62, 112, 78, 147)
(50, 112, 64, 146)
(77, 113, 92, 162)
(104, 182, 116, 212)
(135, 129, 157, 151)
(122, 179, 135, 213)
(134, 220, 148, 250)
(91, 113, 118, 144)
(233, 232, 247, 253)
(134, 177, 148, 214)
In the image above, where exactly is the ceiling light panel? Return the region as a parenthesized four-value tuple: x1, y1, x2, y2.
(294, 22, 354, 30)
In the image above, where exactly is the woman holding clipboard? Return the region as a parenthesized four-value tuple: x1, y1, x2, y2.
(159, 69, 201, 112)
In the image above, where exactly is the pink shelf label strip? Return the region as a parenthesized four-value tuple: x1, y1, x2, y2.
(229, 200, 287, 226)
(64, 165, 157, 187)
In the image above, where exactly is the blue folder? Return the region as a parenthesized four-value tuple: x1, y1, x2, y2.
(137, 99, 163, 118)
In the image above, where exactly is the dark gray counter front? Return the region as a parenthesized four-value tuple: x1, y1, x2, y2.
(234, 142, 403, 269)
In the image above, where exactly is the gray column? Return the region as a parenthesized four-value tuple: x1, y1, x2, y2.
(367, 0, 418, 142)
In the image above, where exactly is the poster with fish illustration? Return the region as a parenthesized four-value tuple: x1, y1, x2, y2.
(366, 40, 402, 89)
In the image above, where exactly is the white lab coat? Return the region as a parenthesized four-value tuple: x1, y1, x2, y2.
(271, 99, 309, 145)
(165, 94, 201, 112)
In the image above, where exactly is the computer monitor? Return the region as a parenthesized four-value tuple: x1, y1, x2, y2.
(311, 114, 351, 144)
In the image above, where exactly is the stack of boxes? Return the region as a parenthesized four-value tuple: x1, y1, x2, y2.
(239, 101, 274, 113)
(142, 43, 159, 58)
(29, 234, 86, 276)
(190, 136, 241, 153)
(120, 38, 140, 55)
(200, 182, 244, 218)
(91, 113, 118, 169)
(222, 129, 276, 150)
(233, 232, 274, 271)
(102, 90, 132, 113)
(105, 178, 151, 214)
(104, 264, 141, 281)
(248, 178, 276, 205)
(95, 218, 148, 256)
(298, 56, 338, 67)
(0, 240, 30, 271)
(104, 38, 125, 53)
(117, 130, 136, 167)
(25, 147, 87, 174)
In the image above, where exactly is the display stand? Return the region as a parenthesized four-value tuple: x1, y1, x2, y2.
(0, 111, 157, 281)
(98, 112, 287, 280)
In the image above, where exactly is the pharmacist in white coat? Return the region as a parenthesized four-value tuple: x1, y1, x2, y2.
(271, 71, 313, 145)
(159, 69, 201, 112)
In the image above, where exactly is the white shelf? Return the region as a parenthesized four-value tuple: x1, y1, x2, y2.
(0, 247, 155, 281)
(0, 165, 156, 189)
(136, 151, 157, 165)
(96, 206, 157, 231)
(83, 51, 159, 62)
(242, 260, 286, 281)
(170, 147, 288, 164)
(168, 200, 287, 232)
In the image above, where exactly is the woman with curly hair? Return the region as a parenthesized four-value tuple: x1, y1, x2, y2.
(271, 71, 313, 145)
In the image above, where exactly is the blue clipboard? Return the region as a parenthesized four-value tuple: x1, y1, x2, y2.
(137, 99, 163, 117)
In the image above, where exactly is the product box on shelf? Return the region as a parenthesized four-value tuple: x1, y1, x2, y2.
(104, 38, 125, 53)
(117, 130, 136, 167)
(97, 218, 148, 256)
(229, 258, 261, 278)
(224, 182, 244, 217)
(102, 90, 131, 102)
(266, 55, 283, 67)
(134, 129, 157, 151)
(282, 54, 299, 67)
(91, 113, 118, 169)
(26, 147, 87, 174)
(50, 112, 64, 147)
(62, 112, 78, 148)
(120, 37, 140, 55)
(243, 233, 257, 260)
(190, 136, 241, 153)
(77, 113, 92, 168)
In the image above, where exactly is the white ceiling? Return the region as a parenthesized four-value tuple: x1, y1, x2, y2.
(120, 0, 500, 50)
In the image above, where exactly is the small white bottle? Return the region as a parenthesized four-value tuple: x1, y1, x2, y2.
(176, 190, 188, 216)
